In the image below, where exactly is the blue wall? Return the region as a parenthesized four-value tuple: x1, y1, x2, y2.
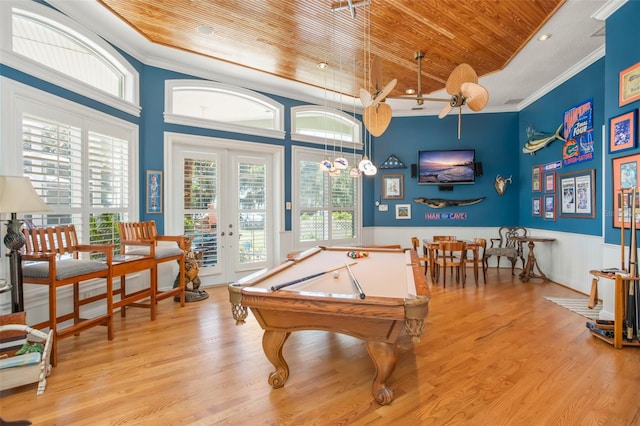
(603, 0, 640, 244)
(370, 112, 519, 227)
(518, 60, 605, 235)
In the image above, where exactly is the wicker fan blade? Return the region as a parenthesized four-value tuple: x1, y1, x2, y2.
(370, 55, 383, 91)
(363, 103, 392, 137)
(359, 88, 373, 107)
(461, 82, 489, 111)
(445, 63, 478, 95)
(438, 103, 453, 119)
(373, 78, 397, 105)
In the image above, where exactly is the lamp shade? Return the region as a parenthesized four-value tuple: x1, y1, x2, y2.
(0, 176, 50, 214)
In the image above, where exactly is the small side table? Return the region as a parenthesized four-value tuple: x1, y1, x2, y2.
(514, 237, 556, 282)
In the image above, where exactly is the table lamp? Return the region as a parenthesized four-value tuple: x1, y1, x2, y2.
(0, 176, 50, 313)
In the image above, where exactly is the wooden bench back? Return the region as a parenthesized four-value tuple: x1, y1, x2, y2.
(118, 221, 158, 244)
(22, 224, 80, 255)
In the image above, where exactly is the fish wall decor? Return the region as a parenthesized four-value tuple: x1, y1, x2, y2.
(522, 124, 565, 154)
(413, 197, 485, 208)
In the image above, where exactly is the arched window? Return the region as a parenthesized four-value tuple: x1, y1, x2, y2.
(165, 80, 285, 139)
(1, 1, 140, 116)
(291, 105, 362, 148)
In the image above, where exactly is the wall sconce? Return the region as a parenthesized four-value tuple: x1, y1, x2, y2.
(0, 176, 50, 312)
(494, 175, 512, 196)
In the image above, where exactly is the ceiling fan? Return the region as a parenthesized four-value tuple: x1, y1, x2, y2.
(360, 55, 397, 137)
(393, 51, 489, 139)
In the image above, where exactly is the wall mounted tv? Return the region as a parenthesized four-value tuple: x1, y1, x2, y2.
(417, 149, 476, 185)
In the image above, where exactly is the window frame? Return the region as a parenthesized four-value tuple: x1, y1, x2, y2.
(1, 76, 139, 243)
(292, 146, 362, 250)
(165, 79, 285, 139)
(291, 105, 362, 149)
(0, 1, 140, 117)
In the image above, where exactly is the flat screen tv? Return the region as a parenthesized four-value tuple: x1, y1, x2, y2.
(417, 149, 476, 185)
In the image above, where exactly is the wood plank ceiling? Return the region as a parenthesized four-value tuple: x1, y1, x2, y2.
(98, 0, 565, 100)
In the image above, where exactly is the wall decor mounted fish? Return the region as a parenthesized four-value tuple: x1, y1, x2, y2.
(413, 197, 486, 208)
(522, 124, 565, 154)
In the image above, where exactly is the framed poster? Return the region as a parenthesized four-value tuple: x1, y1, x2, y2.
(532, 165, 541, 192)
(619, 61, 640, 106)
(544, 171, 556, 193)
(612, 153, 640, 228)
(395, 204, 411, 219)
(609, 110, 636, 153)
(146, 170, 162, 214)
(544, 194, 556, 221)
(532, 197, 541, 217)
(559, 169, 595, 218)
(382, 174, 404, 200)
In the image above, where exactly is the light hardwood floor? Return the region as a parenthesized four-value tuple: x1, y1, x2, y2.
(1, 268, 639, 425)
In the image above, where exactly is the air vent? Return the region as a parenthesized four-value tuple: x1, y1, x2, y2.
(504, 98, 524, 105)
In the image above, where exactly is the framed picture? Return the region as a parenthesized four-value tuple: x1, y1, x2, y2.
(559, 169, 595, 218)
(609, 110, 636, 152)
(532, 165, 541, 192)
(544, 194, 556, 221)
(146, 170, 163, 214)
(382, 174, 404, 200)
(544, 171, 556, 193)
(532, 197, 541, 217)
(612, 153, 640, 228)
(619, 61, 640, 106)
(395, 204, 411, 219)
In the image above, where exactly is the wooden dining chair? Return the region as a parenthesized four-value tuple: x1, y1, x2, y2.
(466, 238, 487, 285)
(434, 240, 466, 288)
(411, 237, 429, 275)
(432, 235, 457, 277)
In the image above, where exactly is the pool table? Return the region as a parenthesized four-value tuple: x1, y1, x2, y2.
(228, 245, 431, 405)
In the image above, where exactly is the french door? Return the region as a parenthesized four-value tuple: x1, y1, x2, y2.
(168, 135, 281, 286)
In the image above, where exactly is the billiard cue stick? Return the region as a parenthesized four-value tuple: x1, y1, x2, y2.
(626, 187, 637, 341)
(621, 188, 626, 272)
(344, 262, 366, 299)
(270, 262, 356, 291)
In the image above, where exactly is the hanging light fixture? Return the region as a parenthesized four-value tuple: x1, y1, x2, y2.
(360, 3, 377, 176)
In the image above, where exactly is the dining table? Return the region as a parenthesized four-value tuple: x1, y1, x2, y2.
(423, 239, 481, 286)
(513, 236, 556, 282)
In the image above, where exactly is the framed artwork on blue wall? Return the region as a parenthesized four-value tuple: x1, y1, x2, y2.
(395, 204, 411, 220)
(532, 197, 541, 217)
(619, 61, 640, 106)
(532, 166, 541, 192)
(146, 170, 162, 214)
(612, 153, 640, 228)
(559, 169, 595, 218)
(609, 110, 636, 153)
(544, 171, 556, 193)
(544, 194, 556, 221)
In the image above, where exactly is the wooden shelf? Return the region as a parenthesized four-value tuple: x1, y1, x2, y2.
(587, 322, 640, 347)
(587, 273, 640, 349)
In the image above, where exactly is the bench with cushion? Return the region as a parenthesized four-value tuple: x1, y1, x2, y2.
(21, 224, 114, 366)
(118, 221, 186, 315)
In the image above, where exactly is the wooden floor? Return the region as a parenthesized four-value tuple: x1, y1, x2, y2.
(1, 268, 639, 425)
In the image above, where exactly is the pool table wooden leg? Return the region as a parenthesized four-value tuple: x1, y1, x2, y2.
(262, 330, 291, 389)
(366, 340, 397, 405)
